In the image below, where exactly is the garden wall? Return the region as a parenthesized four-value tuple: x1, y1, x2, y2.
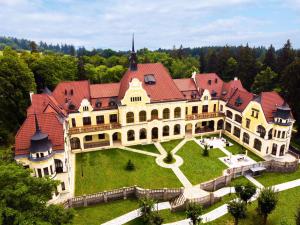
(63, 186, 184, 208)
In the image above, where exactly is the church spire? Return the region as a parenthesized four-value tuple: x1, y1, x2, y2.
(129, 33, 138, 71)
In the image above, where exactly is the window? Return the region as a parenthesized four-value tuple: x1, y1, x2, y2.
(235, 115, 242, 124)
(50, 165, 53, 175)
(130, 96, 142, 102)
(85, 135, 92, 141)
(40, 153, 44, 158)
(246, 119, 250, 128)
(213, 104, 216, 112)
(243, 133, 250, 144)
(174, 124, 180, 135)
(151, 109, 158, 120)
(208, 80, 211, 85)
(204, 96, 208, 100)
(83, 106, 89, 111)
(163, 126, 169, 136)
(98, 134, 105, 139)
(126, 112, 134, 123)
(282, 131, 286, 139)
(61, 182, 66, 191)
(225, 122, 232, 132)
(233, 127, 241, 138)
(71, 118, 76, 127)
(139, 111, 147, 122)
(174, 107, 181, 118)
(96, 115, 104, 124)
(277, 131, 281, 138)
(257, 125, 266, 138)
(37, 168, 42, 177)
(83, 117, 91, 126)
(43, 167, 49, 176)
(254, 139, 262, 151)
(272, 143, 277, 155)
(163, 108, 170, 119)
(144, 74, 156, 84)
(217, 120, 224, 130)
(251, 109, 259, 118)
(139, 129, 147, 139)
(280, 145, 285, 156)
(192, 106, 198, 114)
(127, 130, 135, 141)
(202, 105, 208, 113)
(220, 105, 223, 112)
(110, 114, 117, 123)
(226, 110, 233, 119)
(185, 107, 188, 115)
(95, 100, 101, 108)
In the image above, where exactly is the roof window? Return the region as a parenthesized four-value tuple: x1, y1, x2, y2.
(208, 80, 212, 85)
(144, 74, 156, 85)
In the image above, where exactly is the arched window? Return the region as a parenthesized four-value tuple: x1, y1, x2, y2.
(243, 133, 250, 144)
(151, 109, 158, 120)
(152, 127, 158, 139)
(174, 124, 180, 135)
(70, 137, 80, 150)
(139, 129, 147, 139)
(225, 122, 232, 133)
(234, 115, 242, 123)
(139, 111, 146, 122)
(272, 143, 277, 155)
(163, 108, 170, 119)
(268, 129, 273, 140)
(163, 126, 169, 136)
(254, 138, 262, 151)
(174, 107, 181, 118)
(226, 110, 233, 119)
(126, 112, 134, 123)
(55, 159, 63, 173)
(127, 130, 135, 141)
(280, 145, 285, 156)
(217, 119, 224, 130)
(257, 125, 266, 138)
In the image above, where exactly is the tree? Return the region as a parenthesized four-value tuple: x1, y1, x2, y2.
(277, 40, 295, 75)
(263, 45, 277, 72)
(139, 197, 156, 224)
(206, 50, 218, 73)
(238, 183, 257, 204)
(202, 144, 209, 157)
(0, 47, 36, 145)
(186, 202, 203, 225)
(223, 57, 238, 81)
(125, 159, 135, 171)
(227, 199, 247, 225)
(296, 206, 300, 225)
(251, 67, 278, 94)
(164, 151, 174, 163)
(281, 60, 300, 136)
(257, 187, 278, 225)
(0, 163, 74, 224)
(30, 41, 38, 53)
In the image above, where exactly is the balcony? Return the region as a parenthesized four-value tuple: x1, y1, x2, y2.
(274, 121, 292, 126)
(186, 112, 225, 121)
(84, 141, 110, 149)
(69, 123, 121, 135)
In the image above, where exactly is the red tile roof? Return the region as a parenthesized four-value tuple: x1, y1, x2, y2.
(194, 73, 224, 97)
(221, 79, 246, 101)
(259, 91, 285, 122)
(90, 83, 120, 98)
(52, 80, 90, 111)
(173, 78, 200, 100)
(227, 89, 254, 112)
(118, 63, 184, 102)
(15, 113, 64, 155)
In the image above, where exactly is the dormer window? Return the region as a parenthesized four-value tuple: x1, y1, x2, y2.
(64, 89, 67, 95)
(109, 101, 116, 106)
(211, 90, 217, 97)
(144, 74, 156, 85)
(95, 100, 102, 108)
(70, 89, 74, 95)
(215, 78, 218, 83)
(204, 96, 208, 100)
(235, 97, 243, 106)
(191, 91, 197, 99)
(208, 80, 212, 85)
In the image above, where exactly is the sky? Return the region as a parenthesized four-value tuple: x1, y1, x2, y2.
(0, 0, 300, 50)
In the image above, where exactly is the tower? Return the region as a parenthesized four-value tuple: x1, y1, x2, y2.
(129, 33, 138, 71)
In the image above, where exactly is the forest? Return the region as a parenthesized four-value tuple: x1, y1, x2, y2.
(0, 36, 300, 147)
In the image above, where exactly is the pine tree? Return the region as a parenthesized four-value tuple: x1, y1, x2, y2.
(263, 44, 277, 71)
(277, 40, 295, 75)
(252, 67, 278, 93)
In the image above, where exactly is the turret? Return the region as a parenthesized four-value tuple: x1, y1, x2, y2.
(129, 34, 138, 71)
(273, 102, 293, 126)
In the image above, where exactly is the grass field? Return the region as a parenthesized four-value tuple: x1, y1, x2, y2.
(229, 175, 252, 187)
(129, 144, 160, 154)
(255, 167, 300, 187)
(75, 149, 182, 195)
(73, 199, 139, 225)
(176, 141, 228, 185)
(161, 139, 183, 152)
(207, 186, 300, 225)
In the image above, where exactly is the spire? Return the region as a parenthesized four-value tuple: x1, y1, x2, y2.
(129, 33, 138, 71)
(34, 113, 40, 132)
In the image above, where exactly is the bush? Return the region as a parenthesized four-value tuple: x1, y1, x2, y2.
(163, 152, 174, 164)
(125, 159, 135, 171)
(202, 145, 209, 157)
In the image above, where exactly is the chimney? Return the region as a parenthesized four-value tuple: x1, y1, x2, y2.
(29, 91, 34, 103)
(234, 77, 238, 81)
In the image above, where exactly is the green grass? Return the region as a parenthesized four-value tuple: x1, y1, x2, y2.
(72, 199, 139, 225)
(176, 141, 228, 185)
(126, 209, 187, 225)
(229, 176, 252, 187)
(129, 144, 160, 154)
(223, 135, 264, 162)
(161, 139, 183, 152)
(207, 186, 300, 225)
(75, 149, 182, 195)
(255, 167, 300, 187)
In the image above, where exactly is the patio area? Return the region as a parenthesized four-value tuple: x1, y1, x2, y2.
(219, 153, 256, 168)
(197, 136, 233, 149)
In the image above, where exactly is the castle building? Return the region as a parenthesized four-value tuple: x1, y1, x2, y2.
(15, 39, 295, 197)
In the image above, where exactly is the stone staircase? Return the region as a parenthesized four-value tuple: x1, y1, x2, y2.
(170, 193, 186, 211)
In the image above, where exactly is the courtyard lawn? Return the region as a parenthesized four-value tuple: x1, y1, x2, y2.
(75, 149, 182, 195)
(129, 144, 160, 154)
(255, 167, 300, 187)
(229, 175, 252, 187)
(207, 186, 300, 225)
(176, 141, 228, 185)
(72, 199, 139, 225)
(161, 139, 183, 152)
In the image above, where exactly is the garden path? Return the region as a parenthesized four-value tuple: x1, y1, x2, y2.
(171, 139, 188, 154)
(119, 146, 160, 157)
(245, 174, 264, 188)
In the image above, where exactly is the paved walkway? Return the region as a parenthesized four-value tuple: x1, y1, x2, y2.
(154, 142, 168, 155)
(245, 174, 264, 188)
(171, 167, 193, 188)
(119, 146, 160, 157)
(213, 187, 235, 198)
(273, 178, 300, 191)
(102, 202, 171, 225)
(171, 139, 187, 154)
